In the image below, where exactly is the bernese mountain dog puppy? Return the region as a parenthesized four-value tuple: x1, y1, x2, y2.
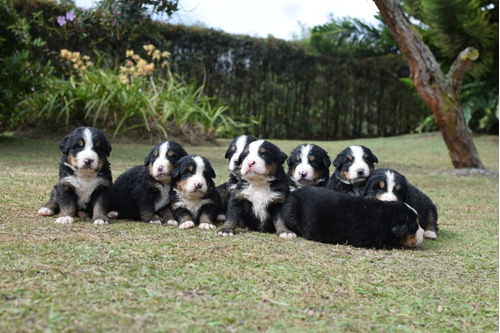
(217, 140, 296, 238)
(287, 143, 331, 190)
(364, 168, 439, 239)
(326, 145, 378, 195)
(111, 141, 187, 224)
(169, 155, 222, 230)
(38, 127, 113, 225)
(216, 135, 257, 221)
(282, 186, 424, 249)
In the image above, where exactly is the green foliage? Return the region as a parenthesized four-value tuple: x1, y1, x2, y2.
(0, 0, 53, 132)
(462, 81, 499, 132)
(19, 50, 245, 138)
(309, 16, 398, 57)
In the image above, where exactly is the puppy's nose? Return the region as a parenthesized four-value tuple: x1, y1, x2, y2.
(84, 158, 94, 166)
(157, 165, 164, 172)
(357, 169, 365, 176)
(194, 182, 203, 189)
(299, 171, 308, 178)
(247, 161, 256, 167)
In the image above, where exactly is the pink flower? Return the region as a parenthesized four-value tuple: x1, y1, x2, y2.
(66, 10, 76, 22)
(57, 16, 66, 26)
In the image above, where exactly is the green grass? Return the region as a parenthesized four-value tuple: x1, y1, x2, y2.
(0, 132, 498, 332)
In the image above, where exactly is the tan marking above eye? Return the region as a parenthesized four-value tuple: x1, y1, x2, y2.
(95, 141, 101, 147)
(379, 181, 385, 189)
(78, 140, 84, 147)
(347, 155, 353, 161)
(296, 156, 301, 161)
(259, 147, 266, 153)
(188, 165, 193, 172)
(154, 150, 159, 157)
(167, 150, 174, 157)
(309, 156, 315, 161)
(231, 146, 236, 152)
(395, 184, 401, 191)
(244, 149, 249, 154)
(363, 153, 368, 159)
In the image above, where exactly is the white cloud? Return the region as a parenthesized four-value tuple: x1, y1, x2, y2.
(73, 0, 380, 40)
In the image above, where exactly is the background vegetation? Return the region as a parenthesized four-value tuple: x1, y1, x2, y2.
(4, 0, 497, 140)
(0, 132, 498, 331)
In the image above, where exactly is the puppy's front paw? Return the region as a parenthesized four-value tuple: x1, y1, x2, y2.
(107, 211, 118, 219)
(166, 219, 178, 226)
(55, 216, 75, 224)
(148, 220, 162, 225)
(38, 207, 54, 216)
(279, 232, 297, 239)
(179, 221, 195, 229)
(216, 228, 235, 237)
(93, 218, 109, 225)
(199, 223, 216, 230)
(424, 230, 437, 239)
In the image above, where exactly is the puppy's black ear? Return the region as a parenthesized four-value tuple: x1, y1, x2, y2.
(323, 152, 332, 168)
(279, 151, 287, 165)
(363, 146, 378, 164)
(206, 163, 216, 179)
(144, 148, 156, 166)
(171, 163, 181, 179)
(286, 155, 293, 167)
(391, 224, 408, 240)
(59, 135, 70, 154)
(102, 138, 112, 157)
(332, 152, 344, 168)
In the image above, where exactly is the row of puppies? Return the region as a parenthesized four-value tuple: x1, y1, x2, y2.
(38, 127, 434, 249)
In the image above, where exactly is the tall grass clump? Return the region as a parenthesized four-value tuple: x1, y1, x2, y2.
(19, 44, 249, 138)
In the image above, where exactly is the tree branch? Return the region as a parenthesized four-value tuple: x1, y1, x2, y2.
(447, 47, 479, 96)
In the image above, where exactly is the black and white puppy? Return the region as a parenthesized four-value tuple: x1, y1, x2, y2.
(216, 135, 257, 220)
(38, 127, 113, 225)
(169, 155, 222, 230)
(364, 168, 439, 239)
(326, 145, 378, 195)
(217, 140, 296, 238)
(282, 186, 424, 249)
(287, 144, 331, 190)
(111, 141, 187, 224)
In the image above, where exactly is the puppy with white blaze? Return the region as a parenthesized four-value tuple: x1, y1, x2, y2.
(111, 141, 187, 224)
(287, 143, 331, 190)
(364, 168, 439, 239)
(326, 145, 378, 195)
(38, 127, 113, 225)
(169, 155, 222, 230)
(217, 140, 296, 238)
(216, 135, 257, 221)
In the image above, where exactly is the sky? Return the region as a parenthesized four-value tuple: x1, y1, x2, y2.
(73, 0, 380, 40)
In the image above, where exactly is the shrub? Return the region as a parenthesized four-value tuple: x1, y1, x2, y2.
(19, 45, 249, 138)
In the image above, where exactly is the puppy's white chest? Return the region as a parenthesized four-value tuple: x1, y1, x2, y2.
(241, 181, 279, 222)
(154, 183, 171, 211)
(63, 175, 103, 209)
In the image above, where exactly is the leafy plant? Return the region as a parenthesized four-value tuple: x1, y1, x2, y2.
(19, 46, 249, 138)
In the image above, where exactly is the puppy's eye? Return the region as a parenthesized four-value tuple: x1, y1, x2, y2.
(347, 155, 353, 161)
(296, 156, 301, 162)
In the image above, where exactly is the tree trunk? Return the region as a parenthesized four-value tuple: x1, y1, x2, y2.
(373, 0, 484, 168)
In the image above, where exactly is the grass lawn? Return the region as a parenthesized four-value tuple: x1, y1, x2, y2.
(0, 132, 498, 332)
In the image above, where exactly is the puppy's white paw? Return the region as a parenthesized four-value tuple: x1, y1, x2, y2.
(55, 216, 74, 224)
(279, 232, 297, 239)
(216, 229, 234, 237)
(166, 219, 178, 226)
(216, 214, 226, 222)
(93, 218, 109, 225)
(149, 220, 162, 225)
(199, 223, 216, 230)
(38, 207, 54, 216)
(424, 230, 438, 239)
(179, 221, 195, 229)
(107, 211, 118, 219)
